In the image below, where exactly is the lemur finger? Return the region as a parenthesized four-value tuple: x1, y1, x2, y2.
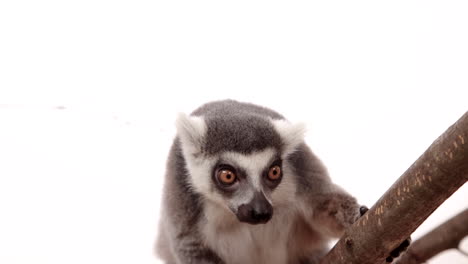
(359, 205, 369, 216)
(387, 237, 411, 262)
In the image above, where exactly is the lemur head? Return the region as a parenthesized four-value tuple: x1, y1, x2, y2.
(176, 106, 305, 225)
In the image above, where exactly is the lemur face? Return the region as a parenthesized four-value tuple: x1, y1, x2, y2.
(176, 111, 305, 224)
(209, 148, 282, 224)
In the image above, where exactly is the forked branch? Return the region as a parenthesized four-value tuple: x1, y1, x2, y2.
(395, 208, 468, 264)
(320, 112, 468, 264)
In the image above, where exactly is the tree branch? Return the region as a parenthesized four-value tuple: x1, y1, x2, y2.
(395, 208, 468, 264)
(320, 111, 468, 264)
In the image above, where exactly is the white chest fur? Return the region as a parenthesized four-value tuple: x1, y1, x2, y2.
(201, 202, 295, 264)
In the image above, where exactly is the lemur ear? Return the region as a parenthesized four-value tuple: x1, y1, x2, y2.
(272, 119, 306, 156)
(176, 113, 206, 156)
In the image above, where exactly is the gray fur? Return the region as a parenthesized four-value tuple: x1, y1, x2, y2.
(157, 140, 225, 264)
(192, 99, 284, 154)
(156, 100, 361, 264)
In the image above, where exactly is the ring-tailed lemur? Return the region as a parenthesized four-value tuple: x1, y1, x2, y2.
(156, 100, 408, 264)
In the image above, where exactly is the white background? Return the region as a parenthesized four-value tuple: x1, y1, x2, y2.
(1, 1, 467, 263)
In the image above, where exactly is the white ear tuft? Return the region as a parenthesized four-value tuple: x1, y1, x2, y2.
(272, 119, 306, 156)
(176, 113, 206, 155)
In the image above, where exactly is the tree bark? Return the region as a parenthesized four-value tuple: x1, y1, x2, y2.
(394, 208, 468, 264)
(320, 111, 468, 264)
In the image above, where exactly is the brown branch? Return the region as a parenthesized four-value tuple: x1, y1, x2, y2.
(320, 111, 468, 264)
(395, 208, 468, 264)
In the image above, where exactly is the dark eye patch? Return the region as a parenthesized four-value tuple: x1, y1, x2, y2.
(263, 158, 283, 189)
(211, 163, 245, 194)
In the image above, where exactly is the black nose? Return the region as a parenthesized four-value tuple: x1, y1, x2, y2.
(236, 192, 273, 224)
(250, 207, 272, 223)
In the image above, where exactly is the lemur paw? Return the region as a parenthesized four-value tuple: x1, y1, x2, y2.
(385, 238, 411, 262)
(359, 205, 369, 216)
(359, 205, 411, 263)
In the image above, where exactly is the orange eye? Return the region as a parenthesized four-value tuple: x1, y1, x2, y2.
(268, 165, 281, 180)
(217, 169, 237, 185)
